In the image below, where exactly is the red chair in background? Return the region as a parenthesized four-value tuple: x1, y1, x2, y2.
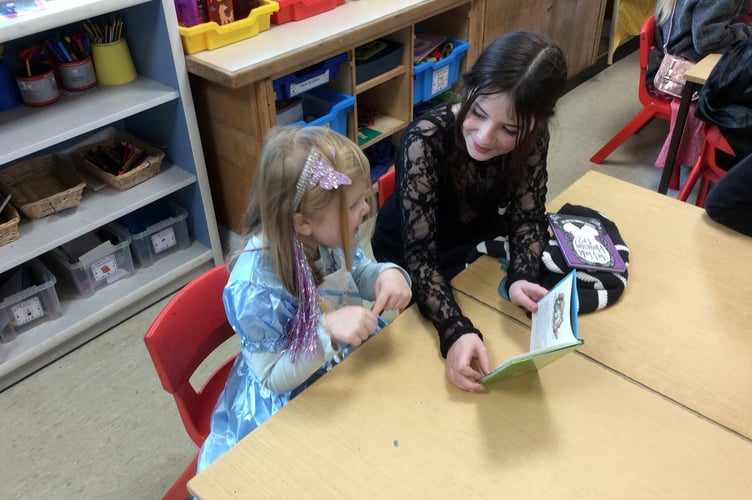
(144, 265, 237, 500)
(590, 16, 674, 174)
(677, 123, 734, 207)
(377, 168, 396, 208)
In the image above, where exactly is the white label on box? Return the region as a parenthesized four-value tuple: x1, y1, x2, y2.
(289, 70, 330, 97)
(431, 65, 450, 96)
(151, 227, 177, 254)
(11, 296, 44, 327)
(91, 255, 118, 282)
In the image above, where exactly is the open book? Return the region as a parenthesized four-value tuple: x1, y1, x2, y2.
(481, 270, 582, 384)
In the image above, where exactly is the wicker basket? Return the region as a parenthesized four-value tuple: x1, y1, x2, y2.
(74, 131, 165, 190)
(0, 202, 20, 247)
(0, 155, 86, 220)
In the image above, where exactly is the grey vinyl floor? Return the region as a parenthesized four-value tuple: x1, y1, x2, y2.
(0, 49, 678, 499)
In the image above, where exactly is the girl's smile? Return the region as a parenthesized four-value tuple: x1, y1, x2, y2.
(461, 93, 525, 161)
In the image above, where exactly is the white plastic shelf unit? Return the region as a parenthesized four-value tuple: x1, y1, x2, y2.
(0, 0, 223, 390)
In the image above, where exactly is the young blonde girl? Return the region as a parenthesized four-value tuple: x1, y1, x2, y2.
(198, 126, 412, 472)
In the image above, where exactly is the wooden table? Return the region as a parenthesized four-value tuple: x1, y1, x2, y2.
(657, 53, 721, 194)
(453, 171, 752, 439)
(188, 292, 752, 499)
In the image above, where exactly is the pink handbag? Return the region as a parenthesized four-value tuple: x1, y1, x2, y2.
(653, 4, 696, 99)
(654, 53, 695, 98)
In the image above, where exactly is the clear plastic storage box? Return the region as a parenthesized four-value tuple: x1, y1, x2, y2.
(115, 199, 191, 268)
(0, 259, 62, 343)
(46, 223, 135, 298)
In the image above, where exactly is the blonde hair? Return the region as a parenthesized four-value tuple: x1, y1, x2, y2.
(230, 126, 371, 295)
(656, 0, 677, 25)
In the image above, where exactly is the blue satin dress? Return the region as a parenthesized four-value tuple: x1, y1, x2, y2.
(197, 235, 400, 472)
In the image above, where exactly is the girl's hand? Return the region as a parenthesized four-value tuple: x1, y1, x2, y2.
(324, 306, 379, 346)
(446, 334, 490, 392)
(371, 268, 412, 314)
(508, 279, 548, 313)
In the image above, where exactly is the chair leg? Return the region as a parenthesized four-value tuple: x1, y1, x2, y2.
(677, 160, 704, 202)
(669, 162, 681, 191)
(590, 107, 658, 164)
(163, 452, 198, 500)
(695, 178, 712, 208)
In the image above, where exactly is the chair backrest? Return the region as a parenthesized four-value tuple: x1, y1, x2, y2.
(144, 265, 237, 447)
(639, 15, 675, 107)
(377, 168, 395, 207)
(639, 15, 657, 107)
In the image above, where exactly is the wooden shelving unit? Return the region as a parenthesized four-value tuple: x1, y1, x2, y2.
(0, 0, 223, 390)
(184, 0, 476, 233)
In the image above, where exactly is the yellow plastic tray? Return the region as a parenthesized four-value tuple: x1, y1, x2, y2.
(179, 0, 280, 55)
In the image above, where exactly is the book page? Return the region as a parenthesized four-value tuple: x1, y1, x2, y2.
(530, 270, 578, 351)
(480, 344, 582, 384)
(480, 270, 582, 385)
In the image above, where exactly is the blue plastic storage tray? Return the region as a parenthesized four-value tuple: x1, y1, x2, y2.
(292, 86, 355, 136)
(413, 38, 470, 104)
(273, 53, 348, 100)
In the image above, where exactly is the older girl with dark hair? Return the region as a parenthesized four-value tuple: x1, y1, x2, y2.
(372, 31, 568, 392)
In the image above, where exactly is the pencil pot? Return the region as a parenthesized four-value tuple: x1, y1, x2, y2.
(57, 57, 97, 91)
(15, 63, 60, 106)
(0, 60, 22, 111)
(91, 39, 137, 86)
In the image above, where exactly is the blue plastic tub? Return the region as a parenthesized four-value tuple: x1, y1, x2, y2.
(413, 38, 470, 104)
(292, 86, 355, 136)
(273, 53, 348, 100)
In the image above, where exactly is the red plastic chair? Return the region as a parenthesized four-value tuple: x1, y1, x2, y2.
(677, 123, 734, 207)
(377, 168, 395, 207)
(144, 264, 238, 500)
(591, 16, 674, 169)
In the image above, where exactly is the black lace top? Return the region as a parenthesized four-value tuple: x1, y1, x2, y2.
(372, 103, 550, 356)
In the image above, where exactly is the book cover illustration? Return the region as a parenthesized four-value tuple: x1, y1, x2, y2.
(548, 213, 627, 273)
(481, 270, 582, 385)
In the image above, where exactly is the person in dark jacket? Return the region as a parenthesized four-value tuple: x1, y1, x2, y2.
(695, 38, 752, 166)
(648, 0, 752, 172)
(647, 0, 752, 88)
(705, 152, 752, 236)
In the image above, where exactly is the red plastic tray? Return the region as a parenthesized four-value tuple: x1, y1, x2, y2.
(271, 0, 345, 25)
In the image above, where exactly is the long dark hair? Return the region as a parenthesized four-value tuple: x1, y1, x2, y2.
(453, 31, 568, 192)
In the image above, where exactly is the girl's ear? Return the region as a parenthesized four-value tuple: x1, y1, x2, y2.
(292, 212, 313, 236)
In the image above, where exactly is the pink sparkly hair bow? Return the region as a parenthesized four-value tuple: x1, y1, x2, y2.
(292, 150, 351, 211)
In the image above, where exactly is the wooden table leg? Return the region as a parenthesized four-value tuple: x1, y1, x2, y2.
(657, 82, 698, 194)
